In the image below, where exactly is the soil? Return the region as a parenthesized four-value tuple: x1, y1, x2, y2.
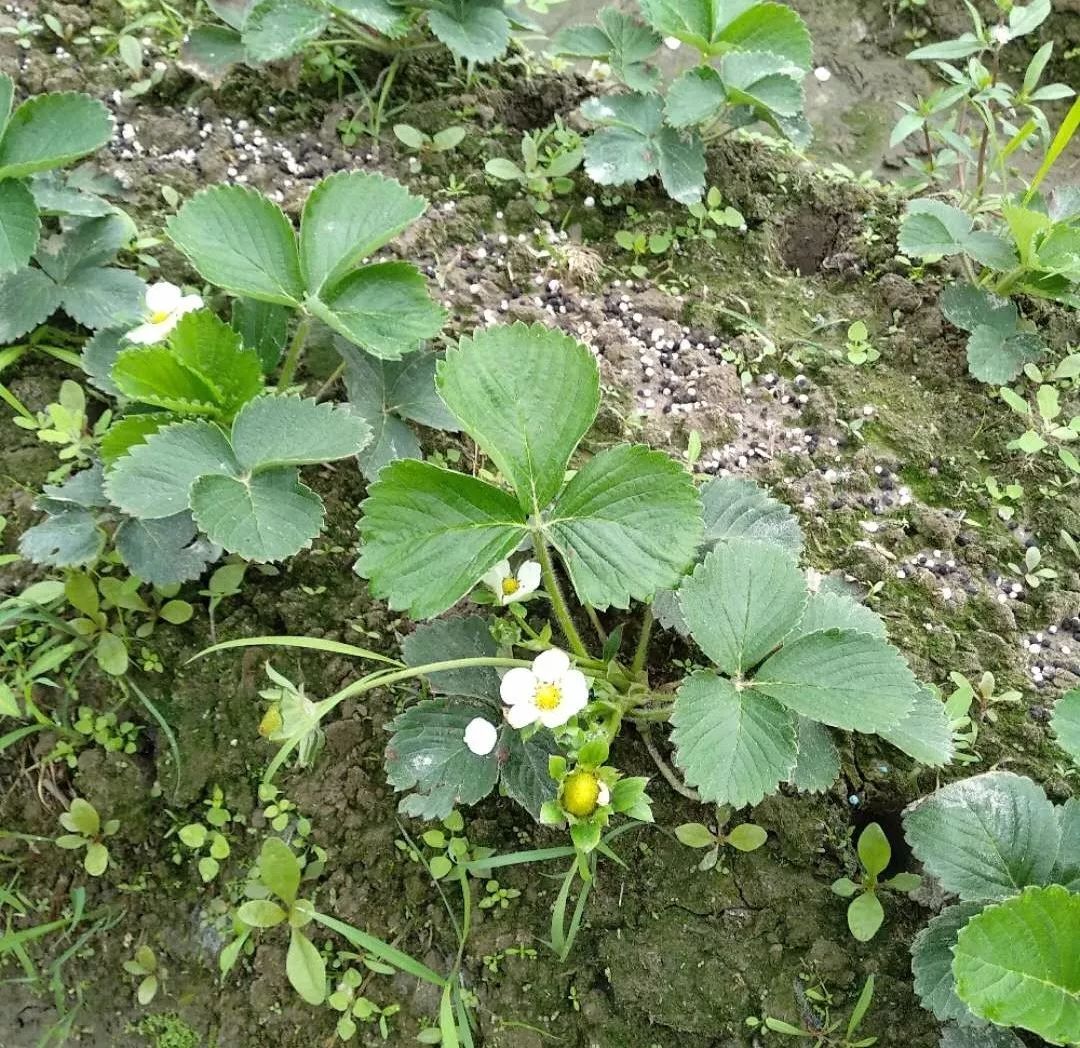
(1, 2, 1078, 1047)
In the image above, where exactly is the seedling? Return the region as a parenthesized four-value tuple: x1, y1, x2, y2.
(56, 797, 118, 877)
(123, 945, 161, 1005)
(831, 822, 921, 942)
(675, 811, 768, 872)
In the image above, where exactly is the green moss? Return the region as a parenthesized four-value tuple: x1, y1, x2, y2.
(134, 1013, 202, 1048)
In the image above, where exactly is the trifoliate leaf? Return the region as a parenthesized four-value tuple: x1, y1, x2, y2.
(166, 309, 264, 415)
(343, 346, 459, 480)
(790, 589, 886, 641)
(671, 670, 797, 808)
(582, 93, 706, 204)
(0, 92, 112, 180)
(0, 179, 40, 274)
(553, 10, 662, 93)
(0, 265, 62, 341)
(115, 512, 221, 585)
(356, 460, 527, 618)
(299, 171, 426, 296)
(437, 322, 600, 512)
(427, 0, 511, 62)
(18, 508, 105, 567)
(953, 885, 1080, 1045)
(230, 395, 370, 470)
(547, 443, 703, 609)
(190, 469, 324, 562)
(1052, 688, 1080, 767)
(788, 716, 840, 793)
(911, 901, 985, 1026)
(167, 185, 304, 306)
(677, 539, 807, 675)
(242, 0, 330, 62)
(903, 771, 1061, 901)
(385, 698, 502, 819)
(310, 261, 446, 359)
(879, 686, 955, 766)
(105, 420, 239, 519)
(753, 629, 918, 733)
(401, 616, 500, 700)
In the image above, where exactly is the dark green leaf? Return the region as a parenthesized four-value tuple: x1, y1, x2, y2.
(401, 616, 499, 699)
(115, 512, 221, 586)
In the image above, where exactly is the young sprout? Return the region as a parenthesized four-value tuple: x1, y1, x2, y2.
(56, 797, 119, 877)
(831, 823, 921, 942)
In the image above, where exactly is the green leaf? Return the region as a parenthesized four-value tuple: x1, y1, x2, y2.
(333, 0, 410, 36)
(99, 413, 171, 466)
(166, 309, 264, 415)
(356, 460, 527, 618)
(726, 823, 767, 851)
(547, 443, 703, 609)
(671, 671, 798, 808)
(582, 93, 706, 204)
(701, 475, 804, 554)
(61, 797, 100, 836)
(60, 264, 146, 331)
(788, 716, 840, 793)
(847, 891, 884, 942)
(665, 67, 727, 127)
(81, 328, 124, 396)
(0, 74, 12, 141)
(19, 508, 104, 568)
(720, 51, 805, 119)
(178, 823, 207, 848)
(178, 26, 246, 87)
(310, 262, 446, 359)
(96, 632, 128, 675)
(207, 0, 257, 30)
(167, 185, 303, 306)
(343, 347, 459, 480)
(1051, 687, 1080, 767)
(898, 200, 973, 257)
(911, 901, 985, 1025)
(286, 928, 326, 1006)
(790, 589, 886, 641)
(231, 297, 289, 372)
(259, 836, 301, 904)
(858, 822, 891, 877)
(907, 36, 984, 61)
(500, 725, 560, 820)
(112, 348, 225, 416)
(1051, 799, 1080, 891)
(754, 629, 917, 733)
(963, 232, 1018, 271)
(879, 685, 955, 766)
(115, 513, 220, 586)
(554, 9, 662, 93)
(401, 616, 499, 700)
(237, 899, 288, 928)
(230, 395, 370, 470)
(105, 420, 239, 520)
(966, 325, 1045, 384)
(0, 265, 62, 342)
(953, 885, 1080, 1045)
(427, 1, 511, 62)
(243, 0, 330, 62)
(677, 539, 807, 675)
(0, 179, 40, 274)
(939, 1025, 1025, 1048)
(675, 822, 715, 848)
(190, 470, 324, 563)
(903, 771, 1061, 901)
(299, 171, 426, 296)
(437, 322, 600, 512)
(385, 698, 502, 819)
(0, 92, 112, 180)
(84, 841, 109, 876)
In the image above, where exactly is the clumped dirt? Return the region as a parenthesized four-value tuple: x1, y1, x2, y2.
(1, 1, 1078, 1046)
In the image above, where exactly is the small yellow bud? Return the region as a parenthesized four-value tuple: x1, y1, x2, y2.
(259, 704, 283, 738)
(562, 770, 601, 818)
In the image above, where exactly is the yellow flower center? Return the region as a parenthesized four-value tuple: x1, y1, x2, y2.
(534, 683, 562, 710)
(562, 770, 601, 817)
(150, 310, 171, 324)
(501, 577, 520, 596)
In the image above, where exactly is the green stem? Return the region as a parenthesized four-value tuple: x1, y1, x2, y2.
(276, 314, 313, 391)
(370, 53, 401, 138)
(994, 265, 1027, 297)
(583, 603, 608, 646)
(630, 608, 654, 679)
(314, 362, 347, 402)
(534, 538, 588, 657)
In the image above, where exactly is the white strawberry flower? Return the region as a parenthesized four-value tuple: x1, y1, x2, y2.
(500, 649, 589, 730)
(125, 282, 203, 345)
(483, 559, 541, 605)
(464, 717, 498, 756)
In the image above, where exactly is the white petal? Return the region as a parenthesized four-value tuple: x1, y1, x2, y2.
(538, 703, 575, 728)
(463, 717, 497, 756)
(155, 313, 181, 339)
(516, 560, 542, 595)
(559, 669, 590, 709)
(597, 782, 610, 806)
(506, 702, 538, 729)
(176, 294, 204, 315)
(124, 321, 166, 345)
(145, 281, 182, 313)
(482, 560, 511, 592)
(499, 667, 536, 706)
(558, 683, 589, 720)
(533, 648, 570, 683)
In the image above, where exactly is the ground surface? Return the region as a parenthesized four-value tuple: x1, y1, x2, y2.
(1, 1, 1078, 1046)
